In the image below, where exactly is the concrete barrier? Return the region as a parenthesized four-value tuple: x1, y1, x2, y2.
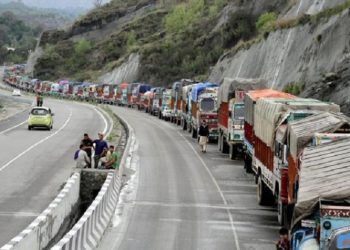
(51, 107, 133, 250)
(1, 172, 80, 250)
(51, 172, 121, 250)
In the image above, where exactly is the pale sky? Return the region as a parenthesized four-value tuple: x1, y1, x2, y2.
(1, 0, 111, 9)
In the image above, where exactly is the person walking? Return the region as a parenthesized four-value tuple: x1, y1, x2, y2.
(75, 144, 90, 168)
(93, 132, 108, 168)
(198, 120, 209, 153)
(81, 133, 93, 168)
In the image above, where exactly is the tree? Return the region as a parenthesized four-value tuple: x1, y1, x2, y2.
(93, 0, 103, 7)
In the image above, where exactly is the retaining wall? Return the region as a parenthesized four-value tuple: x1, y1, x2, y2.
(0, 173, 80, 250)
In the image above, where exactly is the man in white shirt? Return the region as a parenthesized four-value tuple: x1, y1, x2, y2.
(76, 144, 90, 168)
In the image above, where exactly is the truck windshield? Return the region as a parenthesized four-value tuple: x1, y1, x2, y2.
(200, 98, 215, 112)
(234, 104, 245, 120)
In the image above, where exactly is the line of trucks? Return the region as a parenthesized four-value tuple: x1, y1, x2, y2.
(4, 65, 350, 250)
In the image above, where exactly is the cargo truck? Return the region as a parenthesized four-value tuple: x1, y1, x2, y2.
(180, 84, 195, 131)
(160, 89, 172, 121)
(102, 84, 117, 104)
(116, 82, 128, 106)
(127, 83, 140, 107)
(252, 97, 340, 226)
(217, 78, 266, 159)
(243, 89, 294, 172)
(151, 87, 164, 116)
(276, 112, 350, 226)
(290, 137, 350, 250)
(189, 82, 219, 140)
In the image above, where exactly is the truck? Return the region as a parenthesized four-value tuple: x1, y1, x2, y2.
(150, 87, 164, 116)
(180, 84, 195, 131)
(160, 89, 172, 121)
(127, 83, 139, 107)
(102, 84, 118, 104)
(252, 97, 340, 226)
(132, 84, 152, 109)
(217, 78, 266, 159)
(276, 112, 350, 227)
(189, 82, 219, 140)
(116, 82, 128, 106)
(170, 79, 195, 125)
(243, 89, 294, 172)
(290, 137, 350, 250)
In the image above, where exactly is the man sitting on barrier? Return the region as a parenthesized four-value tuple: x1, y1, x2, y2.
(103, 145, 119, 170)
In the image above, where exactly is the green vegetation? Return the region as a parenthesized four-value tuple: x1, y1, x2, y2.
(0, 11, 40, 64)
(283, 82, 305, 95)
(256, 12, 277, 34)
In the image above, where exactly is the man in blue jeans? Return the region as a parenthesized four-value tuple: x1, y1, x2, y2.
(93, 132, 108, 168)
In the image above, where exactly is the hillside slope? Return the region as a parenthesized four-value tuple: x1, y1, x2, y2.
(32, 0, 286, 84)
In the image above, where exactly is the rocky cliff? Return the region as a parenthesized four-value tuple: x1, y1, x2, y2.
(208, 0, 350, 115)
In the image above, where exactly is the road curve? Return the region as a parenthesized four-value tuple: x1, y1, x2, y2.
(98, 107, 278, 250)
(0, 93, 112, 246)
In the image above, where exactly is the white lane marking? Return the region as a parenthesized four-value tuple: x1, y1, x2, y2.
(0, 109, 73, 172)
(0, 211, 40, 217)
(0, 121, 27, 135)
(94, 107, 108, 135)
(133, 200, 275, 211)
(177, 131, 241, 250)
(144, 114, 241, 249)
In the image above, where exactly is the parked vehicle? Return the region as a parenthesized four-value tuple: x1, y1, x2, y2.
(116, 82, 128, 106)
(170, 79, 195, 125)
(291, 137, 350, 250)
(127, 83, 140, 107)
(160, 89, 172, 120)
(150, 87, 164, 116)
(180, 84, 195, 131)
(252, 97, 340, 226)
(103, 84, 118, 104)
(133, 84, 152, 109)
(189, 82, 219, 140)
(243, 89, 294, 172)
(277, 112, 350, 227)
(217, 78, 266, 159)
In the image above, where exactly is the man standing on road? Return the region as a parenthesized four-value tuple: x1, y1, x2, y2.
(93, 133, 108, 168)
(75, 144, 90, 168)
(198, 120, 209, 153)
(81, 133, 93, 168)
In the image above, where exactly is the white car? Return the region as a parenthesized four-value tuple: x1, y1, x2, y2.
(12, 89, 21, 96)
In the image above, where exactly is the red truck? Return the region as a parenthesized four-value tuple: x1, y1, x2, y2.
(116, 82, 128, 106)
(252, 96, 340, 226)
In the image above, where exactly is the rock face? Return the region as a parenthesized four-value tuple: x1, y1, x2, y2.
(208, 0, 350, 115)
(98, 53, 140, 84)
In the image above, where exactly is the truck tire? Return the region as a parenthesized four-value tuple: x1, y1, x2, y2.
(192, 128, 197, 138)
(218, 134, 222, 152)
(244, 154, 252, 173)
(222, 138, 229, 154)
(229, 145, 236, 160)
(257, 175, 273, 206)
(278, 201, 288, 227)
(182, 121, 187, 131)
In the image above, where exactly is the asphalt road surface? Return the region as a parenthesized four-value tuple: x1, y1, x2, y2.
(98, 107, 279, 250)
(0, 90, 112, 246)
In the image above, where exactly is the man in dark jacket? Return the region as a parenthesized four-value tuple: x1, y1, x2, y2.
(198, 120, 209, 153)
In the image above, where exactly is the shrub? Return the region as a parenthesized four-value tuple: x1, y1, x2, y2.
(256, 12, 277, 34)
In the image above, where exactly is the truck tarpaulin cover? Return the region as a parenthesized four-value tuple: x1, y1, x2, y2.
(288, 112, 350, 161)
(254, 98, 340, 147)
(244, 89, 295, 126)
(191, 82, 218, 102)
(137, 84, 152, 94)
(217, 78, 267, 106)
(293, 138, 350, 223)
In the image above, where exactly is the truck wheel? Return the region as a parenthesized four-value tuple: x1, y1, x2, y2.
(192, 128, 197, 139)
(244, 155, 252, 173)
(229, 145, 236, 160)
(222, 139, 229, 154)
(278, 201, 288, 227)
(182, 121, 187, 131)
(257, 175, 273, 206)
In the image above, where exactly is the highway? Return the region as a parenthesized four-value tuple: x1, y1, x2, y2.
(0, 90, 112, 246)
(98, 107, 279, 250)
